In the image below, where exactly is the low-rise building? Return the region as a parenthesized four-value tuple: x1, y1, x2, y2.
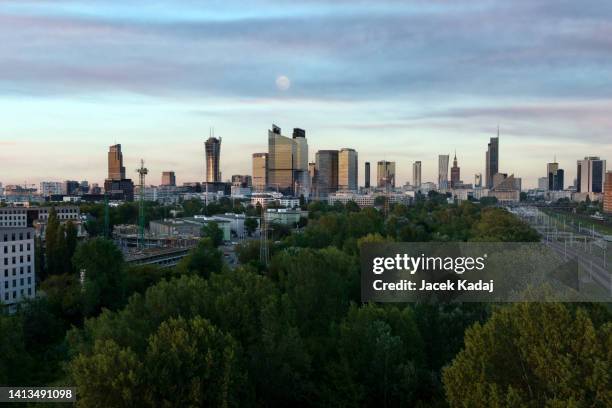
(264, 209, 305, 226)
(149, 217, 231, 242)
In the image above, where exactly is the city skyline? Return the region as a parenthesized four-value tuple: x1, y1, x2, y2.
(2, 1, 612, 187)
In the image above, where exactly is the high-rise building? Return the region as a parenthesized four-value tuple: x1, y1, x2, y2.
(104, 144, 134, 201)
(438, 155, 449, 190)
(604, 171, 612, 213)
(63, 180, 80, 196)
(377, 161, 396, 189)
(413, 161, 422, 189)
(364, 162, 371, 189)
(205, 136, 222, 183)
(231, 175, 252, 188)
(485, 130, 499, 189)
(268, 125, 295, 194)
(538, 177, 549, 190)
(252, 153, 268, 192)
(338, 148, 358, 191)
(40, 181, 63, 197)
(450, 153, 460, 188)
(577, 156, 606, 194)
(108, 144, 126, 180)
(475, 173, 482, 188)
(308, 162, 317, 195)
(547, 161, 564, 191)
(292, 128, 309, 197)
(162, 171, 176, 186)
(315, 150, 339, 197)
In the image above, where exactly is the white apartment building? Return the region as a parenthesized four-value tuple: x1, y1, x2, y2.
(1, 228, 36, 311)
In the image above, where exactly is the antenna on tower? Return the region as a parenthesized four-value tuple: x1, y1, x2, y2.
(136, 159, 149, 249)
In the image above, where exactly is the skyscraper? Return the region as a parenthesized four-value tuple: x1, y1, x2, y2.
(475, 173, 482, 188)
(104, 144, 134, 201)
(450, 152, 460, 188)
(485, 129, 499, 189)
(546, 160, 564, 191)
(161, 171, 176, 186)
(338, 148, 358, 191)
(292, 128, 309, 197)
(205, 136, 222, 183)
(268, 125, 295, 194)
(315, 150, 339, 197)
(438, 154, 449, 190)
(252, 153, 268, 192)
(377, 161, 395, 189)
(604, 171, 612, 213)
(365, 162, 371, 189)
(108, 144, 126, 180)
(577, 156, 606, 193)
(413, 161, 422, 188)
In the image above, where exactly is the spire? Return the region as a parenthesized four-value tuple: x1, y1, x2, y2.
(497, 124, 500, 138)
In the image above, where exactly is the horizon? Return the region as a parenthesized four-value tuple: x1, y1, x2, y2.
(1, 0, 612, 188)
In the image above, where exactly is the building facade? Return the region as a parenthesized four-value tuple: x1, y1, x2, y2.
(577, 156, 606, 194)
(486, 134, 499, 189)
(604, 171, 612, 214)
(161, 171, 176, 186)
(1, 227, 36, 311)
(450, 153, 460, 188)
(412, 161, 422, 189)
(377, 161, 396, 189)
(268, 125, 295, 194)
(104, 144, 134, 201)
(314, 150, 339, 197)
(252, 153, 268, 192)
(364, 162, 371, 189)
(205, 137, 222, 183)
(338, 148, 358, 191)
(438, 155, 449, 190)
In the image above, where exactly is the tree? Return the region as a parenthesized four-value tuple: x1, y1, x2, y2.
(72, 238, 125, 316)
(244, 217, 258, 237)
(175, 238, 223, 278)
(443, 303, 611, 407)
(63, 220, 78, 273)
(202, 221, 224, 247)
(44, 207, 60, 276)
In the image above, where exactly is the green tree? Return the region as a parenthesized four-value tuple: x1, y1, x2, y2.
(63, 220, 78, 273)
(44, 207, 61, 276)
(202, 221, 224, 247)
(443, 303, 611, 407)
(73, 238, 125, 316)
(244, 217, 258, 236)
(175, 238, 223, 278)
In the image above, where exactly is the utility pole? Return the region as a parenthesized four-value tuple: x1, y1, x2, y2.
(136, 159, 148, 249)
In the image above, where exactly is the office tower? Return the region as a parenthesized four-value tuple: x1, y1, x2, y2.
(292, 128, 310, 197)
(577, 156, 607, 193)
(492, 173, 508, 188)
(108, 144, 126, 180)
(315, 150, 339, 197)
(252, 153, 268, 192)
(104, 144, 134, 201)
(365, 162, 371, 188)
(547, 160, 564, 191)
(538, 177, 548, 190)
(79, 181, 89, 194)
(62, 180, 80, 195)
(438, 155, 449, 190)
(604, 171, 612, 213)
(413, 161, 422, 189)
(268, 125, 296, 194)
(450, 153, 460, 188)
(162, 171, 176, 186)
(377, 161, 396, 189)
(205, 136, 222, 183)
(485, 130, 499, 188)
(90, 183, 102, 195)
(475, 173, 482, 188)
(40, 182, 63, 197)
(231, 175, 252, 188)
(308, 162, 317, 195)
(338, 148, 358, 191)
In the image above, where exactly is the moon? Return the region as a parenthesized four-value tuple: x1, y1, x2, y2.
(275, 75, 291, 91)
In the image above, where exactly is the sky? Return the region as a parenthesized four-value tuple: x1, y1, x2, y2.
(1, 0, 611, 189)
